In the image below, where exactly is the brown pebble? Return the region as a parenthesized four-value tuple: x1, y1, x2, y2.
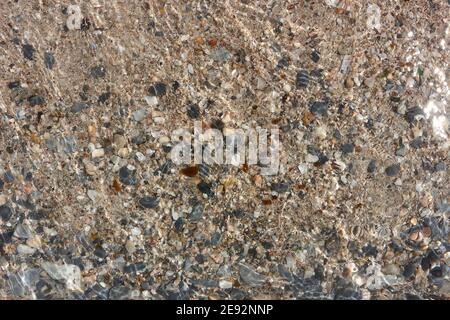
(180, 166, 199, 177)
(345, 77, 354, 88)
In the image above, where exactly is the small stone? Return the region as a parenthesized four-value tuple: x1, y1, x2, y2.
(314, 126, 327, 139)
(270, 182, 290, 193)
(435, 161, 447, 172)
(98, 92, 111, 104)
(403, 263, 417, 279)
(94, 248, 108, 259)
(133, 109, 147, 122)
(309, 101, 329, 116)
(211, 47, 231, 61)
(197, 181, 214, 196)
(298, 163, 308, 174)
(256, 77, 267, 90)
(219, 280, 233, 289)
(87, 190, 99, 202)
(410, 137, 423, 149)
(84, 161, 96, 176)
(144, 95, 158, 106)
(91, 65, 106, 79)
(71, 102, 89, 113)
(125, 240, 136, 254)
(405, 107, 425, 123)
(28, 95, 45, 106)
(239, 264, 265, 287)
(14, 224, 34, 239)
(44, 51, 55, 69)
(7, 81, 20, 90)
(187, 104, 200, 119)
(340, 55, 352, 74)
(91, 148, 105, 158)
(345, 77, 354, 88)
(119, 166, 137, 185)
(296, 70, 309, 88)
(41, 262, 82, 291)
(0, 205, 12, 221)
(211, 232, 221, 246)
(341, 143, 355, 155)
(148, 82, 167, 97)
(138, 196, 159, 209)
(311, 51, 320, 63)
(367, 160, 377, 173)
(17, 244, 35, 255)
(396, 146, 407, 157)
(109, 286, 132, 300)
(305, 154, 319, 163)
(174, 217, 184, 232)
(385, 164, 401, 177)
(189, 203, 204, 221)
(0, 195, 6, 206)
(22, 44, 35, 60)
(135, 152, 146, 162)
(277, 57, 289, 69)
(4, 171, 14, 183)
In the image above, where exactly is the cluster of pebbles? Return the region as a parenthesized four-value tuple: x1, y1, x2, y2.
(0, 1, 449, 299)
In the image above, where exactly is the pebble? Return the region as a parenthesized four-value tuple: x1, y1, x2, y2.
(239, 264, 265, 287)
(14, 224, 34, 239)
(270, 182, 290, 193)
(28, 95, 45, 106)
(144, 95, 158, 106)
(44, 51, 55, 69)
(0, 195, 6, 206)
(309, 101, 329, 116)
(148, 83, 167, 97)
(41, 262, 82, 291)
(17, 244, 36, 255)
(219, 280, 233, 289)
(119, 166, 137, 185)
(187, 104, 200, 119)
(87, 190, 99, 202)
(125, 240, 136, 254)
(210, 232, 221, 246)
(305, 154, 319, 163)
(98, 92, 111, 104)
(91, 148, 105, 158)
(138, 196, 159, 209)
(90, 65, 106, 79)
(22, 44, 35, 60)
(174, 217, 184, 232)
(135, 152, 146, 162)
(298, 163, 308, 174)
(367, 160, 377, 173)
(133, 109, 147, 122)
(341, 143, 355, 155)
(385, 164, 401, 177)
(405, 107, 425, 123)
(197, 181, 214, 196)
(311, 51, 320, 63)
(410, 137, 423, 149)
(0, 205, 12, 221)
(188, 203, 204, 221)
(296, 70, 309, 88)
(211, 47, 231, 62)
(71, 102, 89, 113)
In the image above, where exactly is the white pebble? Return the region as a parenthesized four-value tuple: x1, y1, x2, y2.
(91, 148, 105, 158)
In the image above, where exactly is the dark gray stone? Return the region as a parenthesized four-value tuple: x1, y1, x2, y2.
(385, 164, 401, 176)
